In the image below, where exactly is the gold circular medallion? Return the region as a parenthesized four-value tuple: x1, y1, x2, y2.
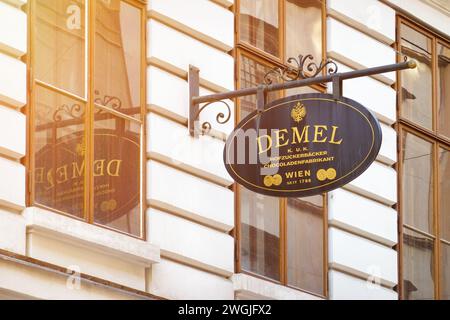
(317, 169, 327, 181)
(327, 168, 337, 180)
(263, 175, 274, 187)
(272, 174, 282, 186)
(100, 201, 109, 212)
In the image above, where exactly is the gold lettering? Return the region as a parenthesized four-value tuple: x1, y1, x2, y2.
(46, 169, 54, 190)
(72, 160, 85, 178)
(56, 165, 69, 183)
(35, 167, 44, 184)
(107, 160, 122, 177)
(93, 159, 106, 177)
(329, 126, 343, 145)
(275, 129, 289, 148)
(257, 135, 272, 154)
(313, 125, 327, 143)
(292, 126, 309, 144)
(285, 170, 312, 178)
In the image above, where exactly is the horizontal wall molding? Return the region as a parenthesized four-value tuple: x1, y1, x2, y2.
(0, 97, 25, 110)
(328, 219, 396, 248)
(147, 104, 188, 127)
(209, 0, 233, 10)
(161, 249, 233, 278)
(232, 273, 324, 300)
(377, 154, 396, 167)
(147, 199, 232, 233)
(340, 181, 397, 209)
(24, 207, 160, 266)
(329, 262, 396, 290)
(0, 152, 22, 164)
(0, 200, 23, 214)
(328, 51, 395, 86)
(0, 43, 24, 60)
(343, 183, 396, 207)
(148, 10, 233, 54)
(147, 151, 232, 189)
(0, 248, 162, 300)
(147, 57, 229, 94)
(2, 0, 25, 9)
(327, 9, 394, 46)
(147, 103, 228, 142)
(344, 160, 397, 206)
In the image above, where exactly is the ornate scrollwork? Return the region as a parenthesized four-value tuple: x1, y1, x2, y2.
(264, 54, 338, 84)
(193, 100, 232, 135)
(52, 91, 123, 122)
(53, 103, 84, 121)
(94, 90, 122, 112)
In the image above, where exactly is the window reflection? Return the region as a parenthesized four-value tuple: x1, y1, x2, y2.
(287, 196, 324, 295)
(239, 54, 280, 118)
(441, 243, 450, 300)
(403, 228, 435, 300)
(440, 148, 450, 242)
(240, 0, 279, 57)
(400, 23, 433, 130)
(285, 0, 322, 65)
(437, 44, 450, 139)
(95, 0, 141, 119)
(32, 0, 143, 237)
(34, 85, 86, 218)
(93, 110, 141, 236)
(35, 0, 86, 97)
(402, 131, 434, 234)
(240, 186, 280, 281)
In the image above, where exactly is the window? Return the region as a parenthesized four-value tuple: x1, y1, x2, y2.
(398, 17, 450, 300)
(236, 0, 327, 297)
(29, 0, 146, 238)
(238, 0, 323, 62)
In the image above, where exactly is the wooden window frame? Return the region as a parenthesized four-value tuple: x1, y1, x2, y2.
(396, 15, 450, 300)
(25, 0, 148, 240)
(234, 0, 328, 299)
(236, 0, 327, 78)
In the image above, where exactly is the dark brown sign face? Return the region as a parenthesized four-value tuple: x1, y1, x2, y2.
(34, 129, 139, 222)
(224, 93, 382, 197)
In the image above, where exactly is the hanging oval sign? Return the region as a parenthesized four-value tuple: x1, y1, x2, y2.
(223, 93, 382, 197)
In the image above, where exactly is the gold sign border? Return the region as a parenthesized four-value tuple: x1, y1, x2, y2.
(226, 97, 376, 193)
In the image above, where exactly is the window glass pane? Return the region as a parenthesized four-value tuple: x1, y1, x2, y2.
(402, 131, 434, 234)
(34, 85, 85, 218)
(440, 148, 450, 241)
(95, 0, 141, 119)
(285, 0, 322, 65)
(440, 242, 450, 300)
(240, 0, 279, 57)
(402, 228, 435, 300)
(240, 186, 280, 281)
(437, 43, 450, 139)
(35, 0, 86, 97)
(400, 23, 433, 130)
(287, 195, 323, 295)
(93, 110, 141, 237)
(239, 54, 281, 118)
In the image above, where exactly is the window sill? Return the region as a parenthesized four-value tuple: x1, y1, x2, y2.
(23, 207, 160, 267)
(232, 274, 325, 300)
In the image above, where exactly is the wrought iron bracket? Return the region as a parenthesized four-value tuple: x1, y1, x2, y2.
(188, 65, 233, 138)
(188, 55, 417, 138)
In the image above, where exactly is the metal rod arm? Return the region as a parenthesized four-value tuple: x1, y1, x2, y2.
(192, 60, 416, 105)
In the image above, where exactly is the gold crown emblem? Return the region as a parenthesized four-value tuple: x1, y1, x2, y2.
(291, 102, 306, 123)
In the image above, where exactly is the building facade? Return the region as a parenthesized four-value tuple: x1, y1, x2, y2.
(0, 0, 448, 300)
